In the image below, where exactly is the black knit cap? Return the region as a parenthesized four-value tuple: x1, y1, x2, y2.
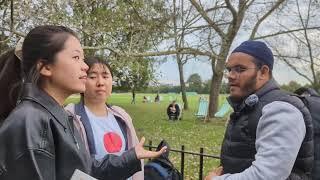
(232, 40, 274, 70)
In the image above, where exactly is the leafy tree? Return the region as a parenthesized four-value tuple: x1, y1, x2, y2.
(112, 57, 154, 93)
(280, 81, 303, 93)
(201, 80, 229, 94)
(0, 0, 170, 96)
(187, 73, 202, 93)
(219, 81, 229, 94)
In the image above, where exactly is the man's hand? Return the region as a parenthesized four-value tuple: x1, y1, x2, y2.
(134, 137, 167, 159)
(204, 166, 223, 180)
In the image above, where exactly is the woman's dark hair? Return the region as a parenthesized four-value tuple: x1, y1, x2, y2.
(80, 56, 113, 102)
(22, 25, 78, 84)
(85, 56, 113, 77)
(0, 49, 21, 121)
(0, 25, 78, 122)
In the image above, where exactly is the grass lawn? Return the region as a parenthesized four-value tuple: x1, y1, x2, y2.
(66, 93, 230, 180)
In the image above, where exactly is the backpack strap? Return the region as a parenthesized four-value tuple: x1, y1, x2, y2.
(107, 104, 129, 150)
(75, 102, 96, 155)
(113, 115, 128, 150)
(145, 162, 170, 178)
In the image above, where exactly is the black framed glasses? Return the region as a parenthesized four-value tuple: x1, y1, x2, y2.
(224, 66, 257, 76)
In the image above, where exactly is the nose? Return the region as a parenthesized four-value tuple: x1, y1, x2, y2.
(82, 61, 89, 72)
(224, 69, 235, 79)
(226, 70, 238, 81)
(97, 76, 104, 86)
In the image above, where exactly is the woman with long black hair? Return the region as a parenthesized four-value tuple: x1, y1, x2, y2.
(0, 25, 165, 180)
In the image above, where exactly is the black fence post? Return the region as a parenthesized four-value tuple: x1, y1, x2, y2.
(143, 140, 221, 180)
(181, 145, 185, 179)
(148, 140, 152, 151)
(148, 140, 152, 161)
(199, 147, 204, 180)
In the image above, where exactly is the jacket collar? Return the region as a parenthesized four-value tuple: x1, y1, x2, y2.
(254, 78, 280, 98)
(21, 83, 69, 129)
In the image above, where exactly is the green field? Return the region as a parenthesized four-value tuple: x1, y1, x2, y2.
(66, 93, 229, 180)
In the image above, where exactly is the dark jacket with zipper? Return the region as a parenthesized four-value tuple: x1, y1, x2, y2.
(0, 83, 141, 180)
(220, 79, 314, 179)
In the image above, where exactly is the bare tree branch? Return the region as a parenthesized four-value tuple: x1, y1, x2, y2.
(274, 55, 320, 67)
(0, 32, 13, 43)
(0, 26, 26, 37)
(250, 0, 286, 39)
(206, 6, 228, 12)
(225, 0, 237, 22)
(189, 0, 226, 39)
(246, 0, 255, 7)
(253, 26, 320, 40)
(128, 47, 216, 58)
(84, 45, 217, 59)
(296, 0, 317, 84)
(274, 54, 313, 83)
(0, 0, 7, 6)
(10, 0, 13, 30)
(270, 41, 314, 83)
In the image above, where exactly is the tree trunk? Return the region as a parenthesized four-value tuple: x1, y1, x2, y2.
(208, 60, 223, 118)
(173, 0, 188, 110)
(177, 54, 189, 110)
(208, 42, 231, 118)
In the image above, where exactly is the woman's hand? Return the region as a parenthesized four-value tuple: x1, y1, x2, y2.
(134, 137, 167, 159)
(204, 166, 223, 180)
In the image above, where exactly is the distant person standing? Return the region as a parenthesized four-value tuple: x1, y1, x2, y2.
(155, 93, 160, 103)
(167, 100, 180, 120)
(131, 90, 136, 104)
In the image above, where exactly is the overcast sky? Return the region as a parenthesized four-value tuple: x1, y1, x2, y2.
(156, 56, 309, 86)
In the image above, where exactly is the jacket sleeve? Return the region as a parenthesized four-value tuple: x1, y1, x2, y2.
(214, 101, 306, 180)
(167, 105, 171, 115)
(91, 148, 141, 179)
(175, 104, 180, 114)
(0, 101, 58, 180)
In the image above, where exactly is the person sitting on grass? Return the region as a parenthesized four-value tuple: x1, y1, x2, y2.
(167, 100, 180, 120)
(142, 96, 148, 103)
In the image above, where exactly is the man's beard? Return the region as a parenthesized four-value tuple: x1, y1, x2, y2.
(229, 72, 258, 102)
(242, 73, 257, 98)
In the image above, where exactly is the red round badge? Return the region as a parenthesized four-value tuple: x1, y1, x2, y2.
(103, 132, 123, 153)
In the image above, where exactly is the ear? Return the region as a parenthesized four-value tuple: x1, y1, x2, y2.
(258, 65, 270, 80)
(38, 61, 53, 77)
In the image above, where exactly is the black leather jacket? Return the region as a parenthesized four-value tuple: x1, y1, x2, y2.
(0, 83, 141, 180)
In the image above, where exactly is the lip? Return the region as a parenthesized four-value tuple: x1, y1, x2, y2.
(95, 89, 106, 93)
(79, 75, 87, 80)
(229, 84, 239, 91)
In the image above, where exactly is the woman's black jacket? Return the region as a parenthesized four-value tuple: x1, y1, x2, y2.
(0, 83, 141, 180)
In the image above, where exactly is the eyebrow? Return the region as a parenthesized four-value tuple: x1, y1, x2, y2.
(88, 71, 110, 75)
(73, 50, 82, 54)
(225, 64, 246, 68)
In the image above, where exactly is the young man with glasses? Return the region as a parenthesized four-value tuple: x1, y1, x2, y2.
(206, 40, 313, 180)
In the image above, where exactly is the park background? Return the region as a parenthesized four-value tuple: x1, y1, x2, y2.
(1, 0, 319, 179)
